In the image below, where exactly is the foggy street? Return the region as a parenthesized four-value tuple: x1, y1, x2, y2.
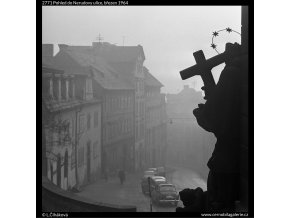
(41, 5, 249, 214)
(76, 166, 206, 212)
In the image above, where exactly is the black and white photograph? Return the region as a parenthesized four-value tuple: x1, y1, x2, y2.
(40, 1, 252, 216)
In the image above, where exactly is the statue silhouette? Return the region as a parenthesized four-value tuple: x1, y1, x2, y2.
(192, 43, 248, 211)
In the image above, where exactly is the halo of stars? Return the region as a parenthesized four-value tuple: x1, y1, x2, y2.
(211, 27, 241, 54)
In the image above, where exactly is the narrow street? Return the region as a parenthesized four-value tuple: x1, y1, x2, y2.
(76, 166, 207, 212)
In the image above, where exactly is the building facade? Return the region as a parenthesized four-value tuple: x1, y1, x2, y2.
(104, 44, 146, 171)
(144, 67, 167, 168)
(53, 45, 136, 173)
(166, 85, 215, 177)
(42, 44, 102, 190)
(64, 42, 146, 171)
(42, 63, 102, 190)
(99, 89, 135, 173)
(43, 41, 165, 177)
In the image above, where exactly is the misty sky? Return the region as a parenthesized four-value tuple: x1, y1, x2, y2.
(42, 6, 241, 93)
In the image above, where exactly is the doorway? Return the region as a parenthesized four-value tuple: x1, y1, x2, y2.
(57, 154, 61, 188)
(64, 150, 68, 189)
(87, 142, 91, 183)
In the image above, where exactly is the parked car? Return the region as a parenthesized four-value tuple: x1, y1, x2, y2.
(151, 183, 179, 206)
(150, 176, 166, 181)
(143, 170, 155, 177)
(148, 168, 158, 175)
(142, 175, 166, 195)
(141, 171, 156, 194)
(148, 176, 167, 193)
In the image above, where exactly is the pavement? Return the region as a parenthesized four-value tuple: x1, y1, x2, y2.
(75, 170, 154, 212)
(75, 166, 207, 212)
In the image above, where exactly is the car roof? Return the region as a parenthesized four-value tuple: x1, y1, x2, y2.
(144, 170, 155, 174)
(151, 176, 166, 180)
(155, 179, 166, 183)
(148, 168, 157, 171)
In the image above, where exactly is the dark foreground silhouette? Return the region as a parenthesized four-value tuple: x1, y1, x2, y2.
(178, 42, 248, 212)
(176, 188, 207, 212)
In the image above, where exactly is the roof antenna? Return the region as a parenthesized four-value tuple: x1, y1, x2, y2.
(96, 34, 104, 43)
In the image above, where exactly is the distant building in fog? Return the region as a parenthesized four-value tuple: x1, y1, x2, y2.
(42, 46, 102, 190)
(144, 67, 167, 168)
(166, 85, 215, 177)
(166, 85, 204, 118)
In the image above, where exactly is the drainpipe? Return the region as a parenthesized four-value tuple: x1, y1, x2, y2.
(74, 107, 81, 188)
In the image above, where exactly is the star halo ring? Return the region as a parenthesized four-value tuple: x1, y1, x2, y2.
(211, 27, 241, 54)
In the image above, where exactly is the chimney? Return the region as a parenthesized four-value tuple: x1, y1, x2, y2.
(42, 44, 53, 57)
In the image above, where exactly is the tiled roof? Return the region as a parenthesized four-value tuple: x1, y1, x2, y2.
(42, 56, 58, 69)
(42, 58, 64, 74)
(53, 49, 134, 90)
(99, 45, 145, 62)
(107, 61, 136, 86)
(56, 43, 147, 89)
(66, 43, 145, 62)
(52, 50, 92, 76)
(144, 67, 163, 87)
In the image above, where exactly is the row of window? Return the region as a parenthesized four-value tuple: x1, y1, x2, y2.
(147, 108, 163, 123)
(136, 79, 145, 95)
(106, 95, 133, 112)
(79, 111, 99, 133)
(43, 75, 95, 102)
(146, 91, 159, 97)
(106, 119, 133, 141)
(136, 121, 145, 140)
(67, 125, 164, 170)
(136, 100, 145, 117)
(43, 76, 88, 101)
